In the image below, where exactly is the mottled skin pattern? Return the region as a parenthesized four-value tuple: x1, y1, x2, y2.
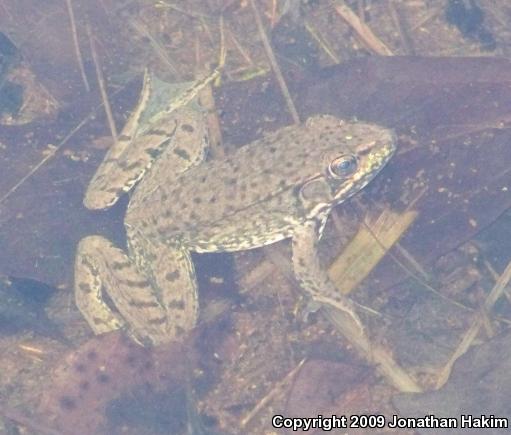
(75, 74, 395, 346)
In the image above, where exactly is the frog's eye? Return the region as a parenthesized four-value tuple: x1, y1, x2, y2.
(329, 154, 358, 179)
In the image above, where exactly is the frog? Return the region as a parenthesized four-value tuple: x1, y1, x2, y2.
(74, 70, 396, 346)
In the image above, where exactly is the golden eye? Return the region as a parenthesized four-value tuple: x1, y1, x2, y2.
(329, 155, 358, 178)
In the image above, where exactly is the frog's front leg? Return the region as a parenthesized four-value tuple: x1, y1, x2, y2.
(75, 235, 198, 345)
(291, 219, 364, 332)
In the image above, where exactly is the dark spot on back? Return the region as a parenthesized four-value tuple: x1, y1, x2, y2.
(145, 147, 161, 159)
(181, 123, 195, 132)
(125, 354, 137, 367)
(78, 283, 92, 293)
(124, 279, 151, 288)
(165, 270, 180, 281)
(146, 128, 169, 137)
(96, 372, 110, 384)
(167, 299, 185, 310)
(128, 300, 160, 309)
(74, 363, 87, 373)
(158, 137, 172, 149)
(87, 350, 98, 361)
(174, 325, 186, 337)
(174, 147, 191, 161)
(148, 316, 166, 325)
(59, 396, 77, 410)
(112, 261, 130, 271)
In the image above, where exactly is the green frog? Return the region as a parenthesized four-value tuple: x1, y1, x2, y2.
(75, 70, 396, 345)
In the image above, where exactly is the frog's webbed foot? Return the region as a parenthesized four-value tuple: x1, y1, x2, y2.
(75, 235, 196, 345)
(291, 220, 365, 334)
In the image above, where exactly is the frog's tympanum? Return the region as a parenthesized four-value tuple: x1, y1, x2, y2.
(75, 71, 396, 345)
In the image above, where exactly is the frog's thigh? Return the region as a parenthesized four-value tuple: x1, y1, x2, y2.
(291, 220, 363, 330)
(129, 238, 198, 337)
(75, 235, 170, 344)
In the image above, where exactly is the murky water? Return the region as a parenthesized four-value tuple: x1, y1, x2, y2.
(0, 1, 510, 434)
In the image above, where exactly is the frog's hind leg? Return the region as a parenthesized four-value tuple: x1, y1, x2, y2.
(75, 235, 172, 345)
(84, 70, 216, 210)
(127, 233, 199, 339)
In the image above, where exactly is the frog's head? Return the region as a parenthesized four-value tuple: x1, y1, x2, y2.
(299, 116, 396, 217)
